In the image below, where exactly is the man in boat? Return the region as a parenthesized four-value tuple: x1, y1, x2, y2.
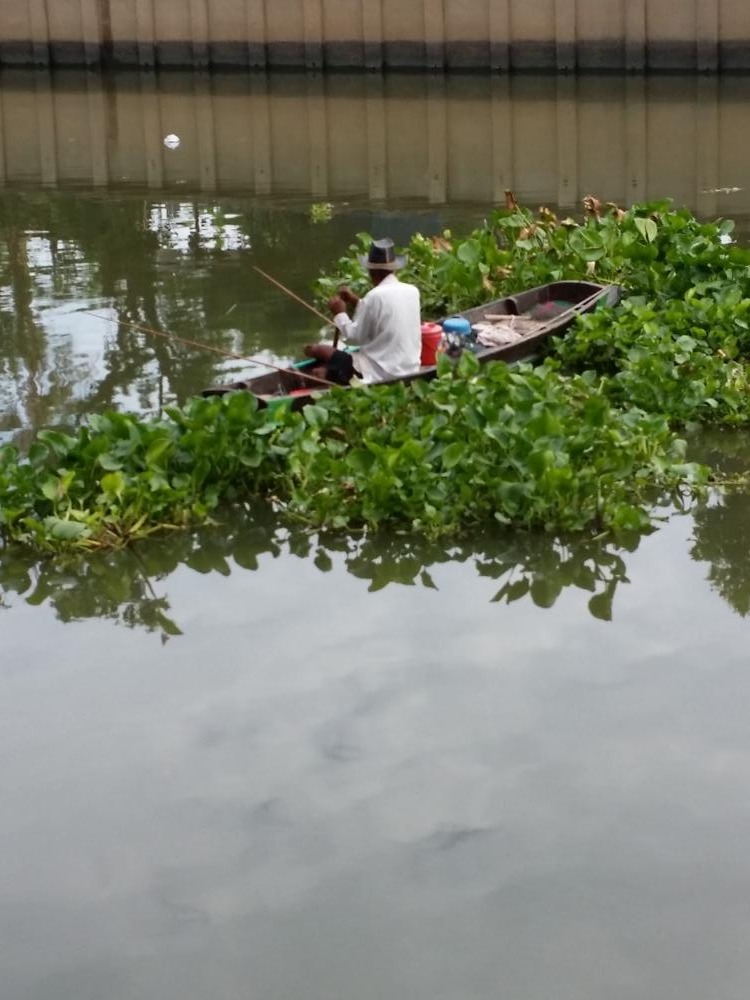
(304, 238, 422, 385)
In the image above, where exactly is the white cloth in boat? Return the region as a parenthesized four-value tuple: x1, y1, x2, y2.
(332, 273, 422, 383)
(474, 315, 541, 348)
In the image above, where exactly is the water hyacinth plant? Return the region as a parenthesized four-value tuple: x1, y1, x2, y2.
(2, 197, 750, 552)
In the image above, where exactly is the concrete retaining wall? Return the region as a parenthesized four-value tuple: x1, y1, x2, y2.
(0, 0, 748, 72)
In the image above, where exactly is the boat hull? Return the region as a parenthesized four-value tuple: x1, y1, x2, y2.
(202, 280, 619, 410)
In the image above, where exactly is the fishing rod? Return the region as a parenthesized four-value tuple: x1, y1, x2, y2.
(252, 266, 332, 327)
(81, 310, 340, 390)
(253, 265, 342, 349)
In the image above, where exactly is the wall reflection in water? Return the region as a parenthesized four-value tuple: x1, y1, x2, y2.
(0, 70, 749, 214)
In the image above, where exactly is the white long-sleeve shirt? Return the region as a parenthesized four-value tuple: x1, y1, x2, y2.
(332, 273, 422, 383)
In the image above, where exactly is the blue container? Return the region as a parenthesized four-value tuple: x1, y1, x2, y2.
(442, 316, 472, 337)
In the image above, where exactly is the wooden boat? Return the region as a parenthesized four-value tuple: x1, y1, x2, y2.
(202, 280, 619, 409)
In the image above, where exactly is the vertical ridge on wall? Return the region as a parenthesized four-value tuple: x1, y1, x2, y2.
(303, 0, 324, 70)
(81, 0, 103, 66)
(555, 0, 576, 72)
(696, 0, 719, 72)
(424, 0, 445, 70)
(36, 73, 57, 186)
(362, 0, 383, 70)
(189, 0, 210, 69)
(491, 76, 512, 200)
(135, 0, 156, 68)
(250, 74, 272, 194)
(29, 0, 50, 67)
(489, 0, 511, 71)
(195, 77, 217, 191)
(97, 0, 112, 60)
(0, 84, 6, 185)
(87, 74, 109, 186)
(625, 0, 646, 71)
(307, 77, 329, 196)
(246, 0, 267, 68)
(140, 75, 163, 188)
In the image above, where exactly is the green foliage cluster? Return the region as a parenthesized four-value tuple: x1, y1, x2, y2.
(0, 351, 705, 550)
(3, 197, 750, 551)
(557, 290, 750, 425)
(316, 198, 750, 432)
(273, 351, 703, 536)
(0, 396, 272, 550)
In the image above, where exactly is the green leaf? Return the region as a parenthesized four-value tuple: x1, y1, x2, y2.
(41, 479, 59, 502)
(634, 217, 658, 243)
(98, 453, 123, 471)
(44, 518, 90, 541)
(588, 589, 614, 622)
(303, 404, 328, 428)
(568, 228, 606, 261)
(441, 442, 465, 470)
(145, 438, 172, 466)
(101, 471, 126, 499)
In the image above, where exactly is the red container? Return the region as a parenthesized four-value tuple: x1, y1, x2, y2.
(421, 322, 443, 365)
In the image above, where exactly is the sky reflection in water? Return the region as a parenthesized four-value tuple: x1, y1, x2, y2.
(2, 510, 750, 1000)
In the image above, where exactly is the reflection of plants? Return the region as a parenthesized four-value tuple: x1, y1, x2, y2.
(310, 202, 334, 224)
(343, 527, 634, 620)
(480, 534, 633, 621)
(690, 489, 750, 617)
(0, 508, 638, 636)
(0, 543, 181, 642)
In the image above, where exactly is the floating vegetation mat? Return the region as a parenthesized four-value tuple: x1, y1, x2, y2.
(3, 197, 750, 552)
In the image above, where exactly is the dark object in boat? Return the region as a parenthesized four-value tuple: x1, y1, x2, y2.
(202, 280, 620, 410)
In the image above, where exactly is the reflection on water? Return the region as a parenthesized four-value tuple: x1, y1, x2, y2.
(3, 492, 748, 629)
(692, 492, 750, 618)
(687, 432, 750, 618)
(2, 499, 750, 1000)
(1, 70, 749, 216)
(5, 498, 749, 634)
(3, 70, 750, 1000)
(0, 189, 483, 442)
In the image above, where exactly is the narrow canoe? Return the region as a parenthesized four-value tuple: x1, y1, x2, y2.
(202, 279, 619, 409)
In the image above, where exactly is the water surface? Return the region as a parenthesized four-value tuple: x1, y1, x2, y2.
(1, 70, 750, 1000)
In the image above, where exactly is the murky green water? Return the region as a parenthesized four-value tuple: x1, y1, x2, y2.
(2, 70, 750, 1000)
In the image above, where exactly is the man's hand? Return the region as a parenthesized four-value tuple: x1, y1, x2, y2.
(339, 287, 359, 308)
(327, 295, 347, 316)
